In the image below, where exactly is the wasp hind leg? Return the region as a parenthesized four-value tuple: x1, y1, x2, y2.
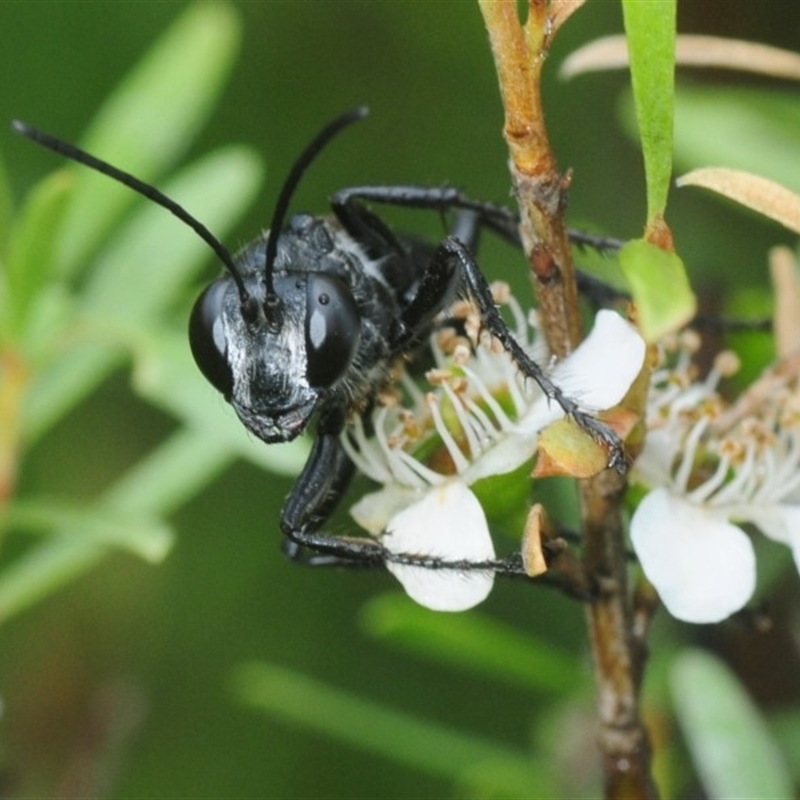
(280, 443, 531, 577)
(279, 408, 381, 568)
(279, 409, 531, 576)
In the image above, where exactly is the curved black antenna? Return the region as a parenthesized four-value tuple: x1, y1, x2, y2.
(11, 119, 253, 309)
(263, 106, 369, 319)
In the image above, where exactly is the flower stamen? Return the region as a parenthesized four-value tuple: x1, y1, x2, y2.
(427, 393, 470, 474)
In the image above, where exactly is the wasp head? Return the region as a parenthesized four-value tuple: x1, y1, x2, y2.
(189, 234, 362, 443)
(12, 109, 371, 444)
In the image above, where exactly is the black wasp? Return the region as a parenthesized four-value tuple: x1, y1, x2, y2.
(13, 107, 625, 578)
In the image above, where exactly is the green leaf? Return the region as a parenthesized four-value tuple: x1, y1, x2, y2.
(619, 238, 696, 342)
(0, 535, 107, 625)
(671, 649, 794, 800)
(22, 341, 123, 444)
(360, 593, 584, 694)
(22, 145, 263, 445)
(0, 145, 13, 261)
(82, 144, 263, 323)
(3, 170, 72, 339)
(769, 709, 800, 782)
(57, 2, 241, 278)
(0, 427, 232, 625)
(622, 0, 676, 225)
(232, 661, 555, 795)
(104, 427, 235, 517)
(6, 498, 174, 563)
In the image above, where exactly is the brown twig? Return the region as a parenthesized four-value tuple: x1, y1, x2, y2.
(580, 469, 656, 799)
(478, 2, 657, 797)
(479, 0, 581, 358)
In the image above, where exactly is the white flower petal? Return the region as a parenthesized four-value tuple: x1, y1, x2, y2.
(463, 432, 537, 483)
(633, 427, 681, 488)
(739, 503, 800, 546)
(467, 313, 647, 477)
(383, 481, 495, 612)
(743, 504, 800, 575)
(350, 485, 419, 536)
(631, 488, 756, 623)
(552, 310, 646, 410)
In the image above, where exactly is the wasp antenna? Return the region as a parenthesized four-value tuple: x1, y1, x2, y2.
(11, 119, 251, 305)
(263, 106, 369, 314)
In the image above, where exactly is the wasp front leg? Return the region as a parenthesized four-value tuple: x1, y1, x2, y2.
(280, 425, 531, 575)
(280, 406, 535, 576)
(417, 237, 628, 472)
(280, 407, 387, 568)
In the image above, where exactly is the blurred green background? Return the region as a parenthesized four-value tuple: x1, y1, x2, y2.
(1, 2, 799, 798)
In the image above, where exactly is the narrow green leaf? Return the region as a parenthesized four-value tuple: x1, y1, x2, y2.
(104, 427, 235, 517)
(622, 0, 676, 224)
(57, 3, 241, 278)
(619, 238, 696, 342)
(456, 757, 560, 800)
(360, 593, 584, 694)
(0, 428, 232, 624)
(22, 146, 263, 445)
(671, 649, 793, 799)
(4, 170, 72, 337)
(0, 260, 8, 337)
(0, 535, 106, 625)
(0, 146, 13, 261)
(769, 709, 800, 782)
(22, 342, 123, 444)
(232, 661, 554, 795)
(7, 498, 174, 562)
(83, 145, 263, 323)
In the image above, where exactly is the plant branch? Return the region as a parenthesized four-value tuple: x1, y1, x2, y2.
(479, 2, 657, 797)
(479, 0, 581, 358)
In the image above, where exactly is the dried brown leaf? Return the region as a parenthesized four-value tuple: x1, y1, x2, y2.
(549, 0, 588, 36)
(769, 246, 800, 358)
(561, 34, 800, 81)
(676, 167, 800, 234)
(521, 504, 548, 577)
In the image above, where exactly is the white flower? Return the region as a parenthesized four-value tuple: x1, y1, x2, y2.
(630, 487, 757, 623)
(375, 481, 496, 612)
(631, 343, 800, 623)
(345, 295, 646, 612)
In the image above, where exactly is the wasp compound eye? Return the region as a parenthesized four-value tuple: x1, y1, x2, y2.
(304, 274, 361, 388)
(189, 280, 235, 398)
